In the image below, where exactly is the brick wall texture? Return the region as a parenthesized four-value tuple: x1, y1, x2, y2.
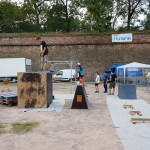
(0, 34, 150, 80)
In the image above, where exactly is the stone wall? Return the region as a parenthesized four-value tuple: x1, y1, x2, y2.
(0, 34, 150, 81)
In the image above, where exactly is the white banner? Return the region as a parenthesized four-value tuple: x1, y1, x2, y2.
(112, 33, 132, 42)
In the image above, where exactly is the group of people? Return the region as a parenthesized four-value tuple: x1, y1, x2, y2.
(36, 37, 118, 95)
(76, 66, 118, 95)
(95, 71, 118, 95)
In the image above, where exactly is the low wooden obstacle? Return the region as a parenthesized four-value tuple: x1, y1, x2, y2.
(121, 98, 150, 124)
(130, 118, 150, 124)
(71, 84, 89, 109)
(129, 111, 142, 116)
(123, 105, 134, 109)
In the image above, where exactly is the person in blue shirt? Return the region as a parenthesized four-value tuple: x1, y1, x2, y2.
(103, 71, 108, 93)
(76, 63, 83, 81)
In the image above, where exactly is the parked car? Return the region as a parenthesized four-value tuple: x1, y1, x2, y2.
(53, 69, 76, 82)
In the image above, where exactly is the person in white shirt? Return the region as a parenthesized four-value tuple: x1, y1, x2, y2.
(95, 72, 100, 93)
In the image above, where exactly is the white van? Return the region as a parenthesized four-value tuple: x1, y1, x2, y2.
(53, 69, 76, 82)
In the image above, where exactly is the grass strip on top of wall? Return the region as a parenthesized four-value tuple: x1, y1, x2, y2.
(0, 30, 150, 37)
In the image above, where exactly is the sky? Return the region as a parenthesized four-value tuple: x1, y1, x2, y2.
(11, 0, 23, 2)
(10, 0, 23, 4)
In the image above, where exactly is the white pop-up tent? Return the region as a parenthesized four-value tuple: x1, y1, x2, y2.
(117, 62, 150, 83)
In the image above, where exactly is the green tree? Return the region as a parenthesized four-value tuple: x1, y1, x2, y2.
(115, 0, 148, 29)
(76, 0, 113, 32)
(45, 4, 67, 31)
(22, 0, 49, 31)
(45, 0, 81, 32)
(141, 13, 150, 29)
(0, 1, 24, 32)
(111, 0, 125, 30)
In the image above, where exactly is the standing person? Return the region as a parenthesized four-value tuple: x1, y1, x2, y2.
(79, 75, 84, 83)
(36, 37, 49, 71)
(103, 71, 108, 93)
(108, 71, 118, 95)
(76, 63, 83, 84)
(79, 75, 87, 86)
(95, 72, 100, 93)
(76, 63, 83, 77)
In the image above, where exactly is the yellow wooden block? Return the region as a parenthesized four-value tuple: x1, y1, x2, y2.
(77, 95, 82, 103)
(129, 111, 142, 116)
(130, 118, 150, 124)
(123, 105, 134, 109)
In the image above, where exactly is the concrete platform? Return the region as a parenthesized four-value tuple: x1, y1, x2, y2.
(21, 94, 74, 112)
(107, 94, 150, 150)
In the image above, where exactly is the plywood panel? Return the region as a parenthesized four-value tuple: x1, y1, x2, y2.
(18, 72, 52, 108)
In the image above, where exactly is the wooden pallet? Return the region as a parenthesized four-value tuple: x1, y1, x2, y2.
(0, 99, 17, 106)
(123, 105, 134, 109)
(130, 118, 150, 124)
(129, 111, 142, 116)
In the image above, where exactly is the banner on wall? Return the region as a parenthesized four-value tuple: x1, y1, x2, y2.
(112, 33, 132, 42)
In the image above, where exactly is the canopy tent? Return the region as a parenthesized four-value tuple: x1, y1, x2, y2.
(117, 62, 150, 83)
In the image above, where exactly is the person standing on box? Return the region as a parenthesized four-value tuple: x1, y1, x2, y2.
(36, 37, 50, 71)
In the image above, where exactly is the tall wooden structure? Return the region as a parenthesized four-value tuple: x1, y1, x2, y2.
(18, 72, 53, 108)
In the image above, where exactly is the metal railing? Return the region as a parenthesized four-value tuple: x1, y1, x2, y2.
(118, 77, 150, 92)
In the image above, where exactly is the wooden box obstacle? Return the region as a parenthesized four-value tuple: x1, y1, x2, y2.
(130, 118, 150, 124)
(123, 105, 134, 109)
(129, 111, 142, 116)
(18, 72, 53, 108)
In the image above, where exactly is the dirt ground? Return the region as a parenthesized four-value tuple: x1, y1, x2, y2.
(0, 83, 149, 150)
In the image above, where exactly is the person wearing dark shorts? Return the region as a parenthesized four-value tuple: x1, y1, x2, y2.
(108, 71, 118, 95)
(95, 72, 100, 93)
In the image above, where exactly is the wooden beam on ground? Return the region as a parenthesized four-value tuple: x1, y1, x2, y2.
(129, 111, 142, 116)
(130, 118, 150, 124)
(123, 105, 134, 109)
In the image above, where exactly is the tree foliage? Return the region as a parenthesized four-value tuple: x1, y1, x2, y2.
(83, 0, 113, 31)
(121, 0, 148, 29)
(22, 0, 49, 31)
(141, 13, 150, 29)
(45, 3, 80, 32)
(0, 1, 24, 32)
(0, 0, 149, 33)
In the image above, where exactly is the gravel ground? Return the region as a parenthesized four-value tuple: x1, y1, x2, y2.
(0, 82, 149, 150)
(136, 87, 150, 104)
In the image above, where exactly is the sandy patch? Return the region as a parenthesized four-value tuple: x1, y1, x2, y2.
(0, 83, 125, 150)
